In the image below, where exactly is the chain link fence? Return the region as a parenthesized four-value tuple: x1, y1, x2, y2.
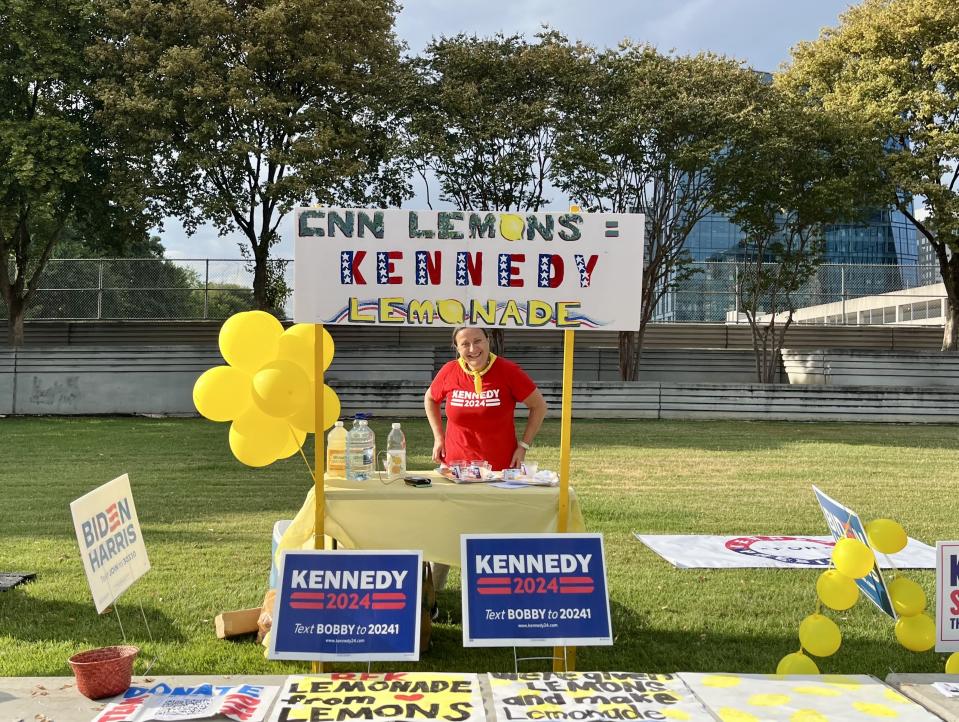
(0, 258, 947, 325)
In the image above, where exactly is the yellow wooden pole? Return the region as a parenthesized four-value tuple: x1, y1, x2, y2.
(312, 323, 326, 674)
(553, 328, 576, 671)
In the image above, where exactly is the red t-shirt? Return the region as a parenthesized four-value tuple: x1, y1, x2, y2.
(429, 357, 537, 471)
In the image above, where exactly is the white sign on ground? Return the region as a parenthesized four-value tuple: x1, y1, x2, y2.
(635, 533, 935, 569)
(937, 541, 959, 652)
(488, 672, 714, 722)
(293, 208, 644, 331)
(70, 474, 150, 613)
(680, 673, 941, 722)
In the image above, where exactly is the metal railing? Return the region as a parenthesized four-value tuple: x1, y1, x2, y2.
(0, 259, 947, 325)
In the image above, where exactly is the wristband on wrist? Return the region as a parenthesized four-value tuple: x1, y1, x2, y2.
(518, 440, 531, 450)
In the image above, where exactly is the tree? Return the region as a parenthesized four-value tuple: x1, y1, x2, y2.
(0, 0, 152, 345)
(93, 0, 412, 314)
(410, 31, 588, 353)
(782, 0, 959, 350)
(551, 45, 765, 380)
(713, 88, 885, 382)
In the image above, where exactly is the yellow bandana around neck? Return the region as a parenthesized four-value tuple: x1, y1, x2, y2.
(458, 353, 497, 395)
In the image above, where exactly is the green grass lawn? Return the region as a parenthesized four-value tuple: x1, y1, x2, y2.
(0, 416, 956, 677)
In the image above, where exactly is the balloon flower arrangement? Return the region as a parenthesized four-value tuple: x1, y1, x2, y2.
(778, 518, 959, 674)
(192, 311, 341, 470)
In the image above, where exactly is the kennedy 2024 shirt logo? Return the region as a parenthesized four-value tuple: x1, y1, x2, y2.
(269, 550, 422, 662)
(449, 389, 501, 408)
(461, 534, 612, 647)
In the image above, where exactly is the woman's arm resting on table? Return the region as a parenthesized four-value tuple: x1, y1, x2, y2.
(510, 389, 548, 468)
(424, 389, 446, 464)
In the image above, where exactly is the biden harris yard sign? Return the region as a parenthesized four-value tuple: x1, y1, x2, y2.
(70, 474, 151, 614)
(461, 533, 612, 647)
(269, 550, 422, 662)
(293, 208, 644, 331)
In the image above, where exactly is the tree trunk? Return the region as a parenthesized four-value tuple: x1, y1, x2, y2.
(936, 247, 959, 352)
(943, 296, 958, 352)
(7, 297, 25, 347)
(252, 253, 269, 311)
(618, 330, 641, 381)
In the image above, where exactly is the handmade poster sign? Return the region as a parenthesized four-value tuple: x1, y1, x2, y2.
(293, 208, 644, 331)
(488, 672, 714, 722)
(70, 473, 150, 613)
(268, 550, 422, 662)
(268, 673, 485, 722)
(635, 533, 935, 569)
(460, 533, 612, 647)
(93, 682, 279, 722)
(813, 486, 895, 618)
(680, 673, 941, 722)
(937, 540, 959, 652)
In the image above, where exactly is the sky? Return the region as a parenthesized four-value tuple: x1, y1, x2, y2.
(158, 0, 857, 260)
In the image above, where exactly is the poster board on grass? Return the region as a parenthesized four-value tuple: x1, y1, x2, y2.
(269, 674, 484, 722)
(70, 473, 150, 614)
(268, 549, 422, 662)
(813, 485, 895, 618)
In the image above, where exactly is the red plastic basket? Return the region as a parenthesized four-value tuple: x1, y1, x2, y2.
(68, 645, 139, 700)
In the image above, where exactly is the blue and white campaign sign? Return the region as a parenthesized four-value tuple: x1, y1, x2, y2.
(70, 474, 151, 614)
(268, 550, 422, 662)
(813, 486, 895, 618)
(936, 541, 959, 652)
(460, 533, 612, 647)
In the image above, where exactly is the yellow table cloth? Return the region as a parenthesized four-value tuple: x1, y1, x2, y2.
(278, 472, 586, 567)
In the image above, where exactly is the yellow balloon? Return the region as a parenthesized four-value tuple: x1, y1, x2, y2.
(499, 213, 525, 241)
(277, 425, 307, 460)
(865, 519, 907, 555)
(776, 652, 819, 675)
(228, 425, 276, 468)
(288, 384, 341, 433)
(816, 569, 860, 611)
(895, 613, 935, 652)
(252, 360, 310, 418)
(232, 406, 289, 460)
(283, 324, 335, 372)
(799, 613, 842, 657)
(437, 299, 465, 324)
(832, 537, 875, 579)
(218, 311, 283, 374)
(946, 652, 959, 674)
(192, 366, 252, 422)
(887, 577, 926, 617)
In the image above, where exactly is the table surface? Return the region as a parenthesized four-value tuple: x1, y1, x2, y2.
(886, 673, 959, 721)
(279, 471, 586, 566)
(0, 675, 290, 722)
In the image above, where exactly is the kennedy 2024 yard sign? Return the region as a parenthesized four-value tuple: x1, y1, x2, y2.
(294, 209, 644, 331)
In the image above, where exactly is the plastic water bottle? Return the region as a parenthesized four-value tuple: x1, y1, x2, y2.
(347, 419, 375, 481)
(385, 422, 407, 480)
(327, 421, 346, 477)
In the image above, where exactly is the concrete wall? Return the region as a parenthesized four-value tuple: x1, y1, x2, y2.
(1, 345, 957, 422)
(782, 349, 959, 387)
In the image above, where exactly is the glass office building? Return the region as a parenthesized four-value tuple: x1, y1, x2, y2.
(656, 206, 920, 322)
